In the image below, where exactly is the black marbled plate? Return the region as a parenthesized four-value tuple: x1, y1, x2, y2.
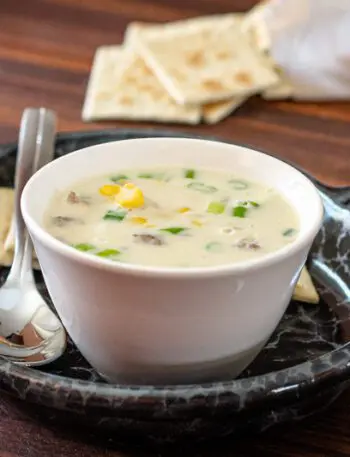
(0, 129, 349, 444)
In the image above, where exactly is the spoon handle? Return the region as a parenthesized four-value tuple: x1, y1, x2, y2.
(9, 109, 41, 281)
(32, 108, 56, 171)
(20, 108, 57, 284)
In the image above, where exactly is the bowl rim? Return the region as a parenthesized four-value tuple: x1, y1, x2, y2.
(21, 137, 324, 279)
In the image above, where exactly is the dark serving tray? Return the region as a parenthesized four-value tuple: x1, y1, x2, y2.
(0, 128, 349, 444)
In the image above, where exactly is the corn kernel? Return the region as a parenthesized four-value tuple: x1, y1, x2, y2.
(178, 207, 190, 213)
(115, 184, 145, 209)
(99, 184, 121, 196)
(124, 183, 136, 190)
(191, 219, 203, 227)
(131, 216, 148, 225)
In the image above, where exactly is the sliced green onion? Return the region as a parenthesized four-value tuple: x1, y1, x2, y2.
(160, 227, 187, 235)
(283, 228, 297, 237)
(205, 242, 222, 252)
(187, 182, 217, 194)
(103, 209, 127, 221)
(240, 200, 260, 208)
(207, 201, 226, 214)
(96, 248, 121, 258)
(232, 206, 247, 218)
(248, 201, 260, 207)
(110, 174, 128, 183)
(229, 179, 249, 190)
(138, 173, 155, 179)
(138, 172, 164, 180)
(184, 169, 196, 179)
(73, 243, 95, 252)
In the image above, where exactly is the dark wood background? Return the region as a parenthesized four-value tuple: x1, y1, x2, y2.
(0, 0, 350, 456)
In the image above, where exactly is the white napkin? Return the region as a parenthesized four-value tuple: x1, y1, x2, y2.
(246, 0, 350, 100)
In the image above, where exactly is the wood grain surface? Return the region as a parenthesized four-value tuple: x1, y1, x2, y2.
(0, 0, 349, 456)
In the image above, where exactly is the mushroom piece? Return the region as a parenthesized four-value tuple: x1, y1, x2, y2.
(51, 216, 83, 227)
(67, 191, 90, 205)
(132, 233, 164, 246)
(234, 238, 261, 250)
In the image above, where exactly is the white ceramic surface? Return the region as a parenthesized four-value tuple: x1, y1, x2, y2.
(21, 138, 324, 385)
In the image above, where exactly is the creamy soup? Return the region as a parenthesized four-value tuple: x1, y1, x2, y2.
(44, 167, 299, 268)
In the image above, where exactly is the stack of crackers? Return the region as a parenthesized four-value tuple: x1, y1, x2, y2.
(82, 2, 292, 126)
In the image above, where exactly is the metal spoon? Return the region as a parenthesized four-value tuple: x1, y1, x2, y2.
(0, 108, 66, 366)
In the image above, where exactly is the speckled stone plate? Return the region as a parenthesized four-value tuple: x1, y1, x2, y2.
(0, 129, 349, 444)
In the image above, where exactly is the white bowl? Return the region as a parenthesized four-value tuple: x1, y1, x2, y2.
(21, 138, 323, 385)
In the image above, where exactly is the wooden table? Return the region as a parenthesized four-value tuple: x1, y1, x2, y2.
(0, 0, 350, 456)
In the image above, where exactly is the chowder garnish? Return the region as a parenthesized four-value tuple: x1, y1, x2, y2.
(44, 167, 299, 267)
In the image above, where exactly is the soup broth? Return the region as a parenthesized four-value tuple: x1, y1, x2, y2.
(44, 167, 299, 268)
